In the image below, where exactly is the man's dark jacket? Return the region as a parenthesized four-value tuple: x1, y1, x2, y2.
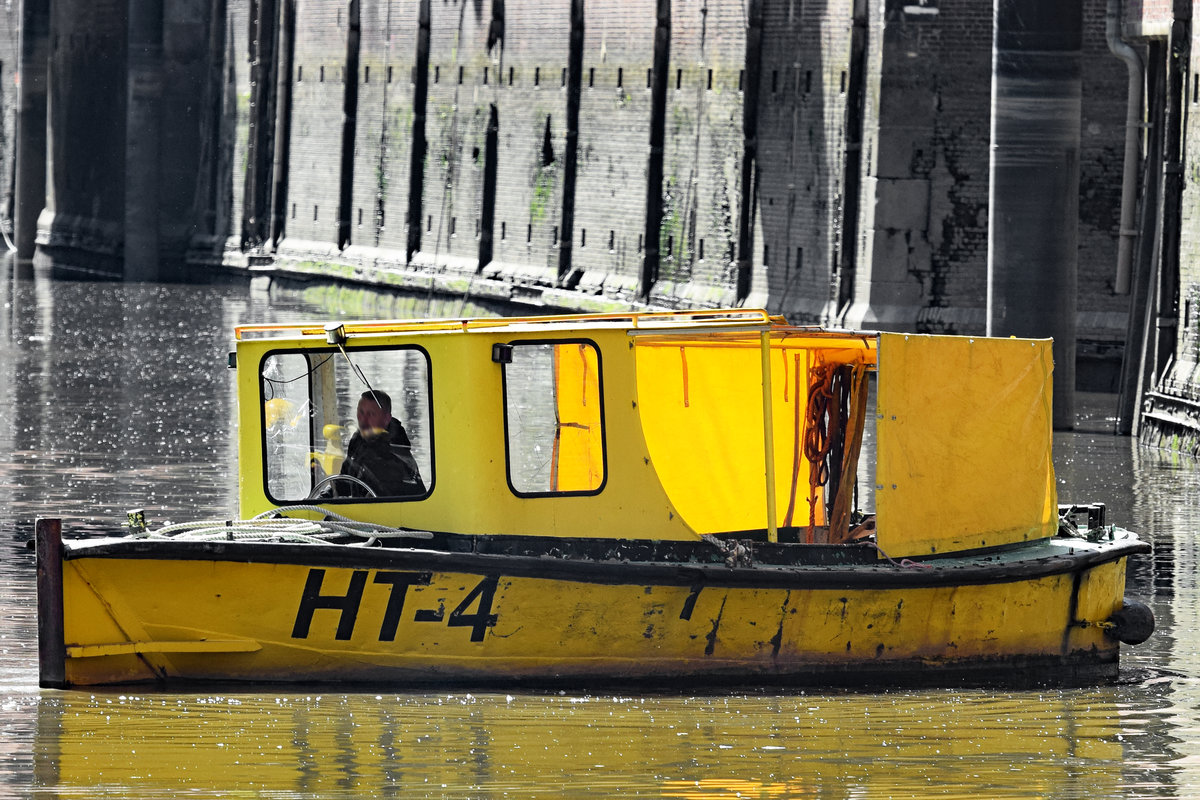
(340, 418, 425, 497)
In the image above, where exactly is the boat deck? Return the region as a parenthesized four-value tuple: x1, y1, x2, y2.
(60, 526, 1149, 591)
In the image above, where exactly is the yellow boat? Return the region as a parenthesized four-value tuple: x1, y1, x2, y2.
(35, 309, 1154, 688)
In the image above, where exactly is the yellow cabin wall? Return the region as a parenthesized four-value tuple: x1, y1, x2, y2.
(237, 328, 699, 540)
(235, 349, 266, 513)
(551, 343, 604, 491)
(240, 320, 1060, 553)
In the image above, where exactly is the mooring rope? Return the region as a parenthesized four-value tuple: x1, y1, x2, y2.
(128, 506, 434, 545)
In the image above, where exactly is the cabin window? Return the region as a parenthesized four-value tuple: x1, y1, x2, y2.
(259, 347, 433, 503)
(501, 341, 605, 496)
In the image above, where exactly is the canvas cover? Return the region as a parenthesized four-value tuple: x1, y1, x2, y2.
(634, 333, 874, 536)
(875, 333, 1058, 557)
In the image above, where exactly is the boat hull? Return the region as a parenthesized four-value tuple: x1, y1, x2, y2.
(42, 533, 1144, 688)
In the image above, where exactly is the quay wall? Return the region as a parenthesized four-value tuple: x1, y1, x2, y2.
(206, 0, 1138, 386)
(19, 0, 1184, 397)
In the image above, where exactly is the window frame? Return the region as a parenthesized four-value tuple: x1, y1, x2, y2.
(257, 344, 435, 505)
(499, 337, 608, 499)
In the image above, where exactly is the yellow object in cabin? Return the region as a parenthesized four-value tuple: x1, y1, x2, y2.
(311, 423, 346, 477)
(263, 397, 296, 429)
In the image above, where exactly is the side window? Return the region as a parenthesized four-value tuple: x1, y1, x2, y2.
(260, 347, 433, 502)
(262, 352, 316, 500)
(502, 341, 605, 495)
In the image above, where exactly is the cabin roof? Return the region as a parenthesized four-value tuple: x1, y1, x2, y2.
(234, 308, 876, 345)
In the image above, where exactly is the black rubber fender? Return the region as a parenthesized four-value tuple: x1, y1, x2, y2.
(1106, 598, 1155, 645)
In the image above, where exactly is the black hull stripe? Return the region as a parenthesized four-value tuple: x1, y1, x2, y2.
(63, 538, 1150, 591)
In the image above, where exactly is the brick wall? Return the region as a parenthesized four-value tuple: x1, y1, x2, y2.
(570, 0, 656, 296)
(849, 0, 995, 333)
(487, 0, 570, 283)
(348, 0, 418, 253)
(197, 0, 1141, 391)
(1079, 0, 1137, 362)
(755, 0, 852, 322)
(283, 1, 347, 247)
(650, 0, 744, 304)
(1, 0, 1180, 402)
(412, 0, 493, 269)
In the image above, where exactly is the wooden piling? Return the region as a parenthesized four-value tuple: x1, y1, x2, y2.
(35, 518, 66, 689)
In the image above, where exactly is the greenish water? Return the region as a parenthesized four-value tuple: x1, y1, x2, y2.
(0, 271, 1193, 798)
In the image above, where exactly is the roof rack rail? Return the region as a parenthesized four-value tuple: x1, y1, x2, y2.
(235, 308, 782, 340)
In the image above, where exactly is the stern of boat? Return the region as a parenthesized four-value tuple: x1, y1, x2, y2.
(38, 520, 164, 686)
(37, 519, 270, 687)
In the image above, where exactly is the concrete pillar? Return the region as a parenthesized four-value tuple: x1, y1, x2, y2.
(406, 0, 430, 263)
(337, 0, 360, 251)
(735, 0, 762, 304)
(1151, 11, 1189, 397)
(479, 103, 498, 273)
(14, 0, 50, 269)
(244, 0, 279, 250)
(160, 0, 217, 278)
(987, 0, 1081, 428)
(642, 0, 671, 301)
(842, 2, 941, 333)
(270, 0, 295, 247)
(832, 0, 869, 321)
(557, 0, 583, 285)
(126, 0, 164, 281)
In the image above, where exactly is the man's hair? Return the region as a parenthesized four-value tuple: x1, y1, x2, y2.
(361, 389, 391, 414)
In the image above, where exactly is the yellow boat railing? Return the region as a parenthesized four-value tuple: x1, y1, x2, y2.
(235, 308, 783, 341)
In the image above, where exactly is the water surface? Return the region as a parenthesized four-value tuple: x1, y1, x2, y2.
(0, 271, 1196, 798)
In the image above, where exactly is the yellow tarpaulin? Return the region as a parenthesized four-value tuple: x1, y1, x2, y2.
(634, 334, 875, 536)
(875, 333, 1057, 557)
(635, 342, 780, 533)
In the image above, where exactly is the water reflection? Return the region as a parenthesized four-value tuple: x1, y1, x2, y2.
(1, 277, 239, 533)
(27, 688, 1178, 798)
(1, 268, 1199, 797)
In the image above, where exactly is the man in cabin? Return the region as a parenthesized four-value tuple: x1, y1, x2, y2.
(338, 390, 426, 497)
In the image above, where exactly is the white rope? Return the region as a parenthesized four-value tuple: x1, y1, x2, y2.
(132, 507, 435, 545)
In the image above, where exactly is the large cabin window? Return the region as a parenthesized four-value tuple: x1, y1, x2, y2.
(259, 347, 433, 502)
(501, 341, 605, 496)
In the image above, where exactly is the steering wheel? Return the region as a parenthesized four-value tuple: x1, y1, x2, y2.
(307, 474, 378, 499)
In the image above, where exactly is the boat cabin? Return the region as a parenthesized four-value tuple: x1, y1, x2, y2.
(234, 309, 1058, 559)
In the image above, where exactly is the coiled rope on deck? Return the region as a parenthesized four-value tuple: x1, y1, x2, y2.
(128, 506, 434, 546)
